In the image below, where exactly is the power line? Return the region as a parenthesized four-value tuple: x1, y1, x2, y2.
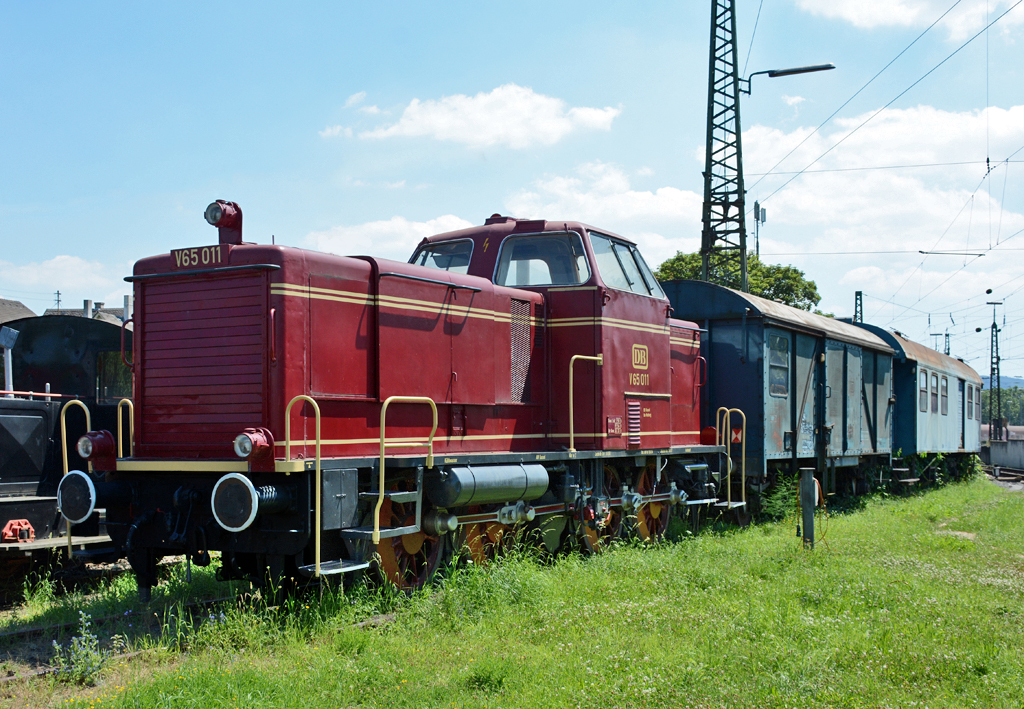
(746, 160, 1023, 176)
(755, 0, 1023, 209)
(745, 0, 965, 196)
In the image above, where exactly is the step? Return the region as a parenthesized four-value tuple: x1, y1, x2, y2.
(898, 478, 921, 484)
(714, 501, 747, 508)
(358, 490, 419, 504)
(340, 524, 420, 540)
(686, 498, 718, 505)
(298, 559, 371, 577)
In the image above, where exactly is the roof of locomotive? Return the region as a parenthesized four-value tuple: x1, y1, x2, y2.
(661, 279, 894, 353)
(852, 322, 982, 384)
(417, 215, 642, 286)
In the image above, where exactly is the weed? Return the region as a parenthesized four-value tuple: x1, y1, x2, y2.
(50, 612, 105, 685)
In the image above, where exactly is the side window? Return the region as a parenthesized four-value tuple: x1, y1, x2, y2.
(494, 233, 590, 287)
(976, 387, 982, 422)
(940, 377, 948, 415)
(931, 373, 939, 413)
(410, 240, 473, 274)
(589, 232, 665, 297)
(919, 370, 928, 412)
(768, 334, 789, 397)
(967, 384, 974, 419)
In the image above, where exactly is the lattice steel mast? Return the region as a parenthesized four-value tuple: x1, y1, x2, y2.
(700, 0, 747, 292)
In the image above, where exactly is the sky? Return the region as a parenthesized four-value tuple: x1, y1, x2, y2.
(1, 1, 1023, 374)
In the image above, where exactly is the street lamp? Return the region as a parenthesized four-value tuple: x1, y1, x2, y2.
(739, 63, 835, 95)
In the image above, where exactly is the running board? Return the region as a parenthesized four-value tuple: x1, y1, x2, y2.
(340, 525, 419, 540)
(359, 490, 419, 504)
(298, 559, 370, 577)
(714, 501, 747, 508)
(686, 498, 718, 505)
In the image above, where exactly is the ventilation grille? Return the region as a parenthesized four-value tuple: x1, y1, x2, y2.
(627, 400, 641, 447)
(140, 274, 265, 449)
(510, 299, 532, 403)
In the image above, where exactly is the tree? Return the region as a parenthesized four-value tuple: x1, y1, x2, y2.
(655, 251, 822, 311)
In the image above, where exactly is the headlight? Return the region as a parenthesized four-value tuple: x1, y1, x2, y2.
(76, 435, 94, 459)
(204, 202, 224, 226)
(233, 433, 254, 458)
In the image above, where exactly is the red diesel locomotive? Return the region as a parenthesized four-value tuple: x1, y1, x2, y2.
(58, 202, 733, 598)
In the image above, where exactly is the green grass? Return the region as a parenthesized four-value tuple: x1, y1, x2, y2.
(21, 476, 1024, 708)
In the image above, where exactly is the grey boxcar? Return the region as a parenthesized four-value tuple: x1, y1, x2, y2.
(662, 281, 894, 494)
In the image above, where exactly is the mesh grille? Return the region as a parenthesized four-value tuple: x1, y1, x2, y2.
(627, 400, 642, 447)
(140, 273, 264, 448)
(510, 299, 532, 403)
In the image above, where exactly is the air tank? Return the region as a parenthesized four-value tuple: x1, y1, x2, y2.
(425, 464, 549, 508)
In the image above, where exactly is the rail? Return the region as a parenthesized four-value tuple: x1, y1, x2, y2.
(60, 399, 92, 559)
(375, 396, 438, 545)
(568, 354, 604, 453)
(0, 390, 71, 399)
(715, 407, 747, 508)
(117, 399, 134, 458)
(284, 395, 322, 577)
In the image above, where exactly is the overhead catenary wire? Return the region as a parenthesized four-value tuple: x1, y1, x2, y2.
(754, 0, 1024, 211)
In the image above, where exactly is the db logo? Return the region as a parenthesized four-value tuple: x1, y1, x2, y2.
(731, 428, 743, 444)
(631, 344, 648, 370)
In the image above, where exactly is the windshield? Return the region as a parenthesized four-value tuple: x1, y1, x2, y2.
(409, 240, 473, 274)
(494, 232, 591, 287)
(589, 232, 665, 298)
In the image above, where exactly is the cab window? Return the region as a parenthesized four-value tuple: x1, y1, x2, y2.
(410, 240, 473, 274)
(589, 232, 665, 298)
(494, 233, 590, 287)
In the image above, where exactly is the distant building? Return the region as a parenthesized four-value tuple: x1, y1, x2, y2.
(0, 298, 36, 325)
(42, 299, 132, 326)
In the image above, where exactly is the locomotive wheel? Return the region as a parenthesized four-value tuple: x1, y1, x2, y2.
(374, 489, 444, 590)
(635, 461, 669, 542)
(581, 465, 623, 553)
(457, 506, 511, 565)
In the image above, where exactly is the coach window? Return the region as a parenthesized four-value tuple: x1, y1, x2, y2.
(589, 232, 665, 298)
(967, 384, 974, 419)
(494, 232, 590, 287)
(768, 334, 789, 397)
(976, 386, 982, 421)
(931, 373, 939, 413)
(940, 376, 948, 415)
(410, 240, 473, 274)
(919, 370, 928, 412)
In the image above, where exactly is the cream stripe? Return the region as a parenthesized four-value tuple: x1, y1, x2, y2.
(274, 430, 698, 447)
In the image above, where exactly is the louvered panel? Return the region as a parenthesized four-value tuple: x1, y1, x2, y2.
(140, 273, 265, 450)
(627, 400, 642, 448)
(510, 299, 532, 403)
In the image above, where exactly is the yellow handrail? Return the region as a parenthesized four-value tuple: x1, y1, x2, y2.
(715, 407, 747, 507)
(568, 354, 603, 452)
(60, 400, 92, 559)
(375, 396, 438, 545)
(285, 395, 322, 577)
(117, 398, 134, 458)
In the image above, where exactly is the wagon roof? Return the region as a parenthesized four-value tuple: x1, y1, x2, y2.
(892, 333, 983, 384)
(661, 280, 893, 352)
(848, 321, 982, 384)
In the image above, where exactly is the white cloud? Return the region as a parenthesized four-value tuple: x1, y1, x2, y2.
(358, 105, 381, 115)
(319, 125, 352, 138)
(505, 161, 702, 265)
(305, 215, 474, 262)
(360, 84, 621, 149)
(743, 103, 1024, 338)
(782, 95, 806, 107)
(794, 0, 1024, 41)
(344, 91, 367, 108)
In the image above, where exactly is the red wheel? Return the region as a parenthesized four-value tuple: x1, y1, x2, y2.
(636, 460, 668, 541)
(374, 487, 444, 589)
(456, 504, 513, 565)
